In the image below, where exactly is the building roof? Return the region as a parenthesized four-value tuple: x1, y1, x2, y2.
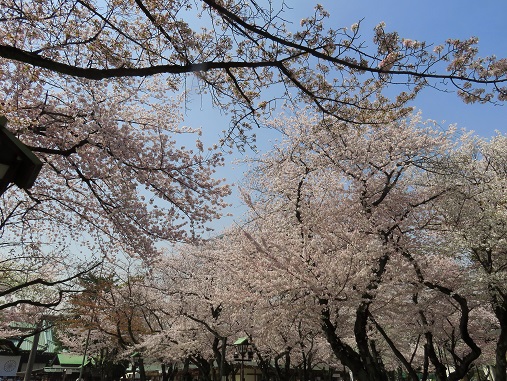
(53, 354, 86, 366)
(233, 337, 249, 345)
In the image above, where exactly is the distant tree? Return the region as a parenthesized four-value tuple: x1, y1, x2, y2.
(60, 266, 157, 381)
(142, 246, 240, 381)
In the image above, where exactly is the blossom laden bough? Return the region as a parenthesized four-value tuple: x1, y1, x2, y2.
(0, 0, 506, 130)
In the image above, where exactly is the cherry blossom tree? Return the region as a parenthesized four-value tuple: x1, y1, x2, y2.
(59, 262, 164, 381)
(0, 69, 229, 327)
(56, 114, 506, 381)
(60, 251, 240, 381)
(216, 110, 496, 381)
(195, 229, 337, 381)
(0, 41, 232, 362)
(430, 134, 507, 381)
(132, 239, 337, 381)
(142, 244, 247, 381)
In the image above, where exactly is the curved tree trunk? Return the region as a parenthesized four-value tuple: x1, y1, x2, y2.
(494, 311, 507, 381)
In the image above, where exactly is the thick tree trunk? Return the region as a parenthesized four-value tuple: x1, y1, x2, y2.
(191, 355, 212, 381)
(161, 363, 178, 381)
(183, 358, 193, 381)
(494, 326, 507, 381)
(255, 354, 272, 381)
(274, 350, 291, 381)
(320, 301, 383, 381)
(352, 254, 390, 381)
(491, 291, 507, 381)
(299, 352, 309, 381)
(161, 364, 169, 381)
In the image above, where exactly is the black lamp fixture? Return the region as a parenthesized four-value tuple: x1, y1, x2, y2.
(233, 337, 254, 381)
(233, 337, 254, 360)
(0, 116, 43, 195)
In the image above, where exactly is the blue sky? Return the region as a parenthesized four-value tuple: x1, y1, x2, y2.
(182, 1, 507, 234)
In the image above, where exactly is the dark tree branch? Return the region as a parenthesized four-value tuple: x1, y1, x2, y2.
(0, 261, 102, 310)
(1, 42, 506, 84)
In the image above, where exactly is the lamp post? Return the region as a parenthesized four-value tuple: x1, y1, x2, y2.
(233, 337, 253, 381)
(131, 352, 146, 381)
(0, 116, 43, 195)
